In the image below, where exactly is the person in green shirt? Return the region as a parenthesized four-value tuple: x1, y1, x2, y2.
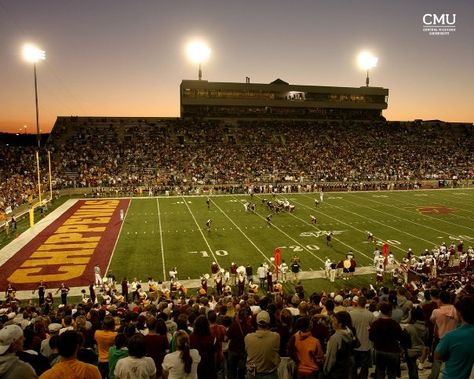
(108, 334, 129, 379)
(435, 295, 474, 379)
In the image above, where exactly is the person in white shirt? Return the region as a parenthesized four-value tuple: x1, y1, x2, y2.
(162, 331, 201, 379)
(115, 334, 156, 379)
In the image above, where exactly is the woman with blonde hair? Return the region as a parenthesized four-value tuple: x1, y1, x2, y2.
(162, 331, 201, 379)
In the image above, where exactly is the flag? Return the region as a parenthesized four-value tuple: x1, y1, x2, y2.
(274, 247, 281, 273)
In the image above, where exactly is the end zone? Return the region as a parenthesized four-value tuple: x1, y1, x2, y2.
(0, 199, 130, 291)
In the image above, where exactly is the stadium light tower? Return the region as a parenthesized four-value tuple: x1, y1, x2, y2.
(357, 51, 378, 87)
(23, 43, 46, 202)
(186, 40, 211, 80)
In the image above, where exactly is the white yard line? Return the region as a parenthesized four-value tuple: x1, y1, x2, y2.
(181, 196, 220, 265)
(156, 198, 167, 282)
(211, 199, 273, 264)
(245, 197, 326, 265)
(298, 194, 406, 254)
(105, 200, 132, 275)
(323, 198, 438, 246)
(0, 199, 79, 266)
(341, 195, 473, 241)
(348, 193, 474, 232)
(285, 202, 373, 263)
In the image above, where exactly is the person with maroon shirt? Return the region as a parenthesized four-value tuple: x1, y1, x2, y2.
(369, 303, 407, 379)
(227, 308, 254, 379)
(143, 317, 169, 378)
(190, 315, 217, 379)
(208, 310, 227, 378)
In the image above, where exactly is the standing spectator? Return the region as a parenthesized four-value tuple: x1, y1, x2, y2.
(114, 334, 156, 379)
(39, 330, 100, 379)
(435, 295, 474, 379)
(429, 290, 458, 379)
(369, 303, 405, 379)
(227, 308, 253, 379)
(108, 334, 128, 379)
(323, 311, 356, 379)
(404, 307, 429, 379)
(244, 310, 280, 379)
(349, 296, 375, 379)
(95, 315, 118, 379)
(0, 325, 37, 379)
(208, 310, 227, 379)
(144, 317, 169, 379)
(190, 315, 217, 379)
(162, 331, 201, 379)
(288, 316, 324, 379)
(17, 327, 51, 376)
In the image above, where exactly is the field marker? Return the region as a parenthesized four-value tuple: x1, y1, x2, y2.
(275, 196, 372, 263)
(155, 199, 167, 281)
(298, 195, 406, 254)
(210, 199, 274, 264)
(319, 196, 438, 247)
(359, 193, 474, 231)
(346, 193, 474, 234)
(181, 196, 220, 265)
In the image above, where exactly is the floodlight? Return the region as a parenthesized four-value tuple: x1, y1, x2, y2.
(186, 40, 211, 80)
(357, 51, 378, 87)
(22, 44, 46, 63)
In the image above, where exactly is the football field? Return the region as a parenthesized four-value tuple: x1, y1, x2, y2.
(108, 188, 474, 282)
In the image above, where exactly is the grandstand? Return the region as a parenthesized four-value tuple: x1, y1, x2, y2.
(180, 79, 389, 120)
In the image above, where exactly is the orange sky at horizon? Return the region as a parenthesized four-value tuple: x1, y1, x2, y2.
(1, 1, 473, 134)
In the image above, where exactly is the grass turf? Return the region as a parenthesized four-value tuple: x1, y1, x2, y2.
(107, 189, 474, 284)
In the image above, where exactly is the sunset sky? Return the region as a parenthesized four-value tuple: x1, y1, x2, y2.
(0, 0, 473, 133)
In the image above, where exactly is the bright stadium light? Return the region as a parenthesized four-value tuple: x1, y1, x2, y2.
(186, 40, 211, 80)
(357, 51, 378, 87)
(23, 43, 46, 63)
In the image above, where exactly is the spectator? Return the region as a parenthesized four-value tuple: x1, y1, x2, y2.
(369, 303, 405, 379)
(114, 333, 156, 379)
(108, 334, 128, 379)
(144, 317, 169, 379)
(95, 315, 118, 379)
(244, 310, 280, 379)
(349, 296, 375, 379)
(404, 307, 429, 379)
(435, 295, 474, 379)
(39, 330, 100, 379)
(162, 330, 201, 379)
(288, 316, 324, 379)
(323, 311, 356, 379)
(189, 315, 217, 379)
(0, 324, 37, 379)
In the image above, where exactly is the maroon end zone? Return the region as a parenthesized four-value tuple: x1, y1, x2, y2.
(0, 199, 129, 291)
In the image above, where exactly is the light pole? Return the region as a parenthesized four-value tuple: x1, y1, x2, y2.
(357, 51, 378, 87)
(23, 43, 46, 202)
(186, 40, 211, 80)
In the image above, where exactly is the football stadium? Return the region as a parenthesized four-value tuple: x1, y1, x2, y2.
(0, 2, 473, 379)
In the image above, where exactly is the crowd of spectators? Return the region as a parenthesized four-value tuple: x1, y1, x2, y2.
(1, 266, 473, 379)
(1, 118, 473, 215)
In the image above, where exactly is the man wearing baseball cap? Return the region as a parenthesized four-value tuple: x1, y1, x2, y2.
(0, 324, 38, 379)
(244, 310, 280, 379)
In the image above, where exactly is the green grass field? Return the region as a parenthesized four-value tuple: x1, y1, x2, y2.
(108, 189, 474, 284)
